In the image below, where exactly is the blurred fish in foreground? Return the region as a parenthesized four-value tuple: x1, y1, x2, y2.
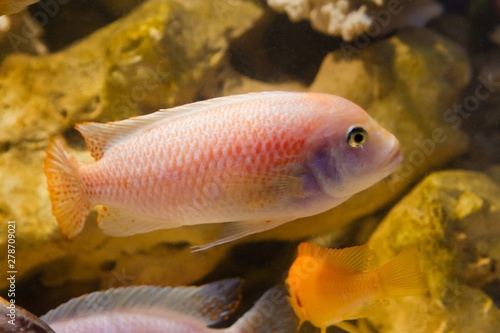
(286, 243, 427, 333)
(0, 297, 54, 333)
(44, 91, 401, 250)
(0, 0, 38, 15)
(39, 279, 297, 333)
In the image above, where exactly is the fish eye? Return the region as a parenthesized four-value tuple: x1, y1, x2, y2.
(346, 126, 367, 148)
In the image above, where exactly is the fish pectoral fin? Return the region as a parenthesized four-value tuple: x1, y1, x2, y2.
(297, 243, 373, 272)
(97, 206, 177, 237)
(191, 218, 294, 252)
(225, 172, 307, 208)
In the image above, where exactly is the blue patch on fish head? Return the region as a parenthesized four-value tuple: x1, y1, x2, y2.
(307, 122, 401, 199)
(306, 144, 344, 198)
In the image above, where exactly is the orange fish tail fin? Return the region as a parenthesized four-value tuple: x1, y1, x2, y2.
(44, 137, 90, 238)
(376, 246, 427, 297)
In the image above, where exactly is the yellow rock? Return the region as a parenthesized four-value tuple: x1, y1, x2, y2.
(368, 170, 500, 333)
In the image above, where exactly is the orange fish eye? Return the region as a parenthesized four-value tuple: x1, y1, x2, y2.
(346, 126, 367, 147)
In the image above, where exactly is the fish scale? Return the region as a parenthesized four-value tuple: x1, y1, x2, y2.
(85, 101, 312, 218)
(44, 91, 401, 249)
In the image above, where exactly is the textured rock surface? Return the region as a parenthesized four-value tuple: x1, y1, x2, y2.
(368, 170, 500, 333)
(0, 0, 263, 147)
(267, 0, 443, 41)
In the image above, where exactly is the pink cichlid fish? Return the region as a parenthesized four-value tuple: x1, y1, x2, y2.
(44, 92, 401, 250)
(39, 279, 297, 333)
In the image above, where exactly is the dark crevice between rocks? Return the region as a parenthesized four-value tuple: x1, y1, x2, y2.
(229, 14, 340, 85)
(61, 127, 86, 150)
(0, 141, 11, 153)
(28, 0, 126, 52)
(483, 278, 500, 308)
(196, 240, 297, 328)
(1, 264, 99, 317)
(99, 260, 117, 272)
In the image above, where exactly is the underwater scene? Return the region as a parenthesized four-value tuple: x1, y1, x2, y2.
(0, 0, 499, 332)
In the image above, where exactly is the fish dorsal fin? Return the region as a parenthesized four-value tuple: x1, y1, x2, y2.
(40, 279, 241, 326)
(76, 91, 298, 160)
(298, 243, 373, 272)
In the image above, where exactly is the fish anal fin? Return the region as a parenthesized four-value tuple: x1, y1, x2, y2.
(297, 243, 373, 272)
(191, 218, 293, 252)
(96, 206, 178, 237)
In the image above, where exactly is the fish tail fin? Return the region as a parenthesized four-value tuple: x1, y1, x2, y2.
(44, 137, 91, 238)
(376, 246, 427, 297)
(227, 286, 298, 333)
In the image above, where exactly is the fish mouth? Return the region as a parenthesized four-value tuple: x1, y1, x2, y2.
(382, 139, 402, 173)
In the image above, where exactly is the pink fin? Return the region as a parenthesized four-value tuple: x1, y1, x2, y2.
(191, 218, 294, 252)
(44, 137, 91, 238)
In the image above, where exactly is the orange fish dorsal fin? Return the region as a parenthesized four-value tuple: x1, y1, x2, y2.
(76, 92, 298, 160)
(298, 243, 373, 272)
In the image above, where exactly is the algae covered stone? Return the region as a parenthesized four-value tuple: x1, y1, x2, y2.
(0, 0, 263, 147)
(368, 170, 500, 333)
(0, 0, 264, 290)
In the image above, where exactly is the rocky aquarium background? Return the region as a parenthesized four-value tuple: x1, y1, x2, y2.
(0, 0, 499, 332)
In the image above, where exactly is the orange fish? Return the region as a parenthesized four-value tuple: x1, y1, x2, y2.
(44, 92, 401, 250)
(286, 243, 427, 333)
